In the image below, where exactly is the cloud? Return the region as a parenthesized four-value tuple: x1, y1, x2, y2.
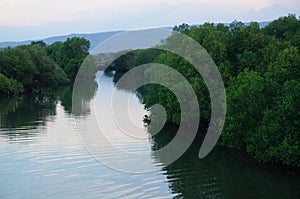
(236, 4, 300, 22)
(0, 0, 276, 26)
(0, 0, 299, 41)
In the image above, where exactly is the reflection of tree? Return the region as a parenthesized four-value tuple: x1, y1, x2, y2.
(54, 86, 73, 113)
(0, 94, 57, 140)
(0, 80, 97, 139)
(72, 79, 98, 116)
(72, 53, 102, 116)
(150, 126, 300, 199)
(150, 126, 221, 198)
(0, 95, 57, 129)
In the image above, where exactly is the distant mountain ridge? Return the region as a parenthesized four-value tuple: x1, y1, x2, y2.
(0, 21, 270, 50)
(0, 31, 123, 51)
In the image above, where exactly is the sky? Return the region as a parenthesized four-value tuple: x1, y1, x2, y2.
(0, 0, 299, 41)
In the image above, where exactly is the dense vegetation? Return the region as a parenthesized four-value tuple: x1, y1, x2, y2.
(0, 37, 90, 94)
(107, 14, 300, 167)
(46, 37, 90, 80)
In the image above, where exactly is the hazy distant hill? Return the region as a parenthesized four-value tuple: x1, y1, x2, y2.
(0, 22, 270, 50)
(0, 31, 123, 51)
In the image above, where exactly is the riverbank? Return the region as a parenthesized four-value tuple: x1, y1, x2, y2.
(1, 73, 299, 198)
(0, 37, 90, 95)
(105, 14, 300, 168)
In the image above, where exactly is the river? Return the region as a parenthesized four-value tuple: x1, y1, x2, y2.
(0, 72, 299, 198)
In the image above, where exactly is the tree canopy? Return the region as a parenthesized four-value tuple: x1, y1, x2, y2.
(107, 14, 300, 167)
(0, 37, 90, 94)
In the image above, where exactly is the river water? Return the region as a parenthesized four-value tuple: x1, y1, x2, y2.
(0, 72, 299, 198)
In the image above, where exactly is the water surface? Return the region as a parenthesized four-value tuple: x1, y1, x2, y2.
(0, 72, 299, 198)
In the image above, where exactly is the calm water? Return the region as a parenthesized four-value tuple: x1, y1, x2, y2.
(0, 72, 299, 198)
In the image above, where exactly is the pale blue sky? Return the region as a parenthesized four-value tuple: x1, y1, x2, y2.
(0, 0, 299, 41)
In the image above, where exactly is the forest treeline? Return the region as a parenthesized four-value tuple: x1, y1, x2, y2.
(0, 37, 90, 94)
(107, 14, 300, 167)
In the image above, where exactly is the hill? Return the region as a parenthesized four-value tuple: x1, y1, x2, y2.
(0, 31, 122, 51)
(0, 22, 270, 51)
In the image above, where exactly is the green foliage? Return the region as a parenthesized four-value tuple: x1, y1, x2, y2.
(0, 45, 69, 91)
(107, 51, 138, 72)
(222, 70, 268, 149)
(250, 81, 300, 166)
(46, 41, 63, 63)
(112, 48, 209, 124)
(31, 40, 46, 47)
(0, 37, 90, 94)
(173, 23, 190, 33)
(0, 36, 90, 93)
(263, 14, 299, 40)
(53, 64, 71, 85)
(109, 14, 300, 167)
(265, 46, 300, 84)
(48, 37, 90, 80)
(0, 73, 23, 94)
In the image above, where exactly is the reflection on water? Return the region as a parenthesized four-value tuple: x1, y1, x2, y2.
(0, 72, 299, 198)
(0, 95, 56, 128)
(151, 126, 300, 198)
(0, 94, 57, 143)
(72, 79, 98, 116)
